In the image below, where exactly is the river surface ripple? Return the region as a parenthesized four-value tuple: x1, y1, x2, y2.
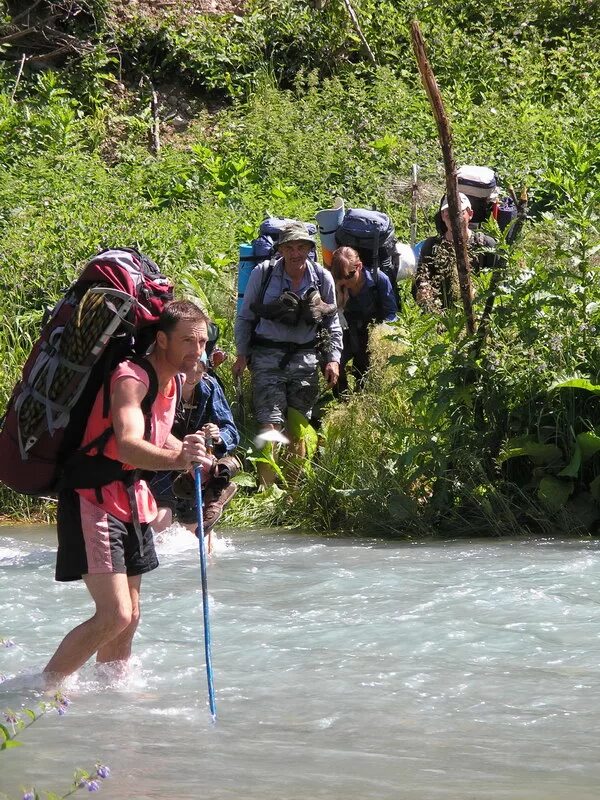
(1, 526, 600, 799)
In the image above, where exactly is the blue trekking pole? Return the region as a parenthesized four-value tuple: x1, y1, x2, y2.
(194, 454, 217, 721)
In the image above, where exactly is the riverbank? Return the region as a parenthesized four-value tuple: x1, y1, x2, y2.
(0, 0, 599, 535)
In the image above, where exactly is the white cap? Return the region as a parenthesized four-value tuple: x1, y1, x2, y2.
(440, 192, 472, 212)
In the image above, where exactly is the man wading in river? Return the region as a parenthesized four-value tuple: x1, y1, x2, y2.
(44, 300, 213, 682)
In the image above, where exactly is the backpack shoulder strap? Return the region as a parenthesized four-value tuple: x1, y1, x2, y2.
(257, 257, 279, 304)
(308, 258, 331, 297)
(126, 355, 159, 441)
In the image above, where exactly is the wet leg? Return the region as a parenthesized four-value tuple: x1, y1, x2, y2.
(43, 573, 134, 680)
(96, 575, 142, 664)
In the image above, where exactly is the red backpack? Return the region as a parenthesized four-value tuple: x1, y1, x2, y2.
(0, 248, 174, 495)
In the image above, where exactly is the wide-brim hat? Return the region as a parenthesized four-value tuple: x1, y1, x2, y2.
(277, 221, 317, 247)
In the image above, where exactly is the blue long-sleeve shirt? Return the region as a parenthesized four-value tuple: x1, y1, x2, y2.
(149, 373, 239, 501)
(234, 258, 343, 362)
(172, 374, 239, 457)
(343, 269, 398, 327)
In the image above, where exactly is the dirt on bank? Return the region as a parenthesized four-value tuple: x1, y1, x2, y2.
(108, 0, 246, 24)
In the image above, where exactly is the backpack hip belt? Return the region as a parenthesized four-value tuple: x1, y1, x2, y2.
(250, 335, 318, 370)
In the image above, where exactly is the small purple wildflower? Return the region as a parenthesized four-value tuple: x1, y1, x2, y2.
(54, 692, 71, 707)
(1, 639, 15, 648)
(549, 334, 562, 351)
(96, 765, 110, 780)
(87, 780, 101, 792)
(57, 705, 67, 716)
(22, 792, 35, 800)
(5, 711, 18, 724)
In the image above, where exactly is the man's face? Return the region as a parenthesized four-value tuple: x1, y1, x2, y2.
(161, 319, 208, 373)
(441, 207, 473, 232)
(279, 241, 312, 270)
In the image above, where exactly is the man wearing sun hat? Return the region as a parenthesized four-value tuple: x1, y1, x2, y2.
(233, 220, 342, 484)
(414, 192, 497, 312)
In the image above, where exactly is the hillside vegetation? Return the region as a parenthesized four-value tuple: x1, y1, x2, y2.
(0, 0, 599, 535)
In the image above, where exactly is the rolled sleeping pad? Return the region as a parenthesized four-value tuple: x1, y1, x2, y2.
(316, 198, 345, 268)
(395, 242, 416, 280)
(237, 242, 254, 314)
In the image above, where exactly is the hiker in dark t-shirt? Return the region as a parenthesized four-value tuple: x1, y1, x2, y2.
(414, 193, 497, 313)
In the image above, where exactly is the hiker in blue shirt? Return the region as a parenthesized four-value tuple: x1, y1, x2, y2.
(233, 221, 342, 485)
(331, 246, 398, 395)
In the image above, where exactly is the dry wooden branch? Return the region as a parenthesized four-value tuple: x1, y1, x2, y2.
(340, 0, 377, 67)
(0, 24, 43, 45)
(149, 82, 161, 155)
(410, 20, 476, 335)
(12, 0, 45, 25)
(10, 53, 26, 101)
(410, 163, 419, 247)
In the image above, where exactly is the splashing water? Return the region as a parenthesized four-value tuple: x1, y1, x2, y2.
(2, 527, 600, 799)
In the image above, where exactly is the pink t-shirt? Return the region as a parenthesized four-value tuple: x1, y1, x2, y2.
(76, 361, 177, 523)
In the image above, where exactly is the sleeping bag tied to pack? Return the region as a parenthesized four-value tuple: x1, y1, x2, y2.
(0, 248, 174, 498)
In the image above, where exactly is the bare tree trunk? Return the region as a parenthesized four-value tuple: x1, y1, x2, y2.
(340, 0, 378, 67)
(410, 20, 476, 335)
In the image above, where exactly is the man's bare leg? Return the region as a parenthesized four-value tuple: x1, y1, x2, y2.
(152, 507, 173, 534)
(283, 431, 307, 489)
(43, 573, 134, 680)
(96, 575, 142, 664)
(257, 423, 281, 488)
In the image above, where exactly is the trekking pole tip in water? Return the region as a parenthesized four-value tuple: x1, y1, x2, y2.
(194, 461, 217, 721)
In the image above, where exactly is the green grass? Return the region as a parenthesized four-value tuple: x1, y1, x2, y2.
(0, 0, 599, 532)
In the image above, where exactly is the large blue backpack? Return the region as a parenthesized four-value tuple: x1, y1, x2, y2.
(335, 208, 400, 305)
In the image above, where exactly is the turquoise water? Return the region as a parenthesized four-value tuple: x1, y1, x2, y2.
(1, 526, 600, 799)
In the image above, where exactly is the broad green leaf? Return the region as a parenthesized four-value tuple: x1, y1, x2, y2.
(559, 444, 582, 477)
(0, 723, 10, 741)
(286, 407, 318, 459)
(232, 472, 256, 487)
(499, 435, 562, 466)
(550, 378, 600, 394)
(537, 476, 573, 510)
(0, 739, 23, 749)
(577, 431, 600, 462)
(258, 484, 286, 500)
(451, 385, 473, 407)
(246, 455, 286, 484)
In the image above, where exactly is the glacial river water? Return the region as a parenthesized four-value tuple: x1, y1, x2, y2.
(1, 525, 600, 799)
